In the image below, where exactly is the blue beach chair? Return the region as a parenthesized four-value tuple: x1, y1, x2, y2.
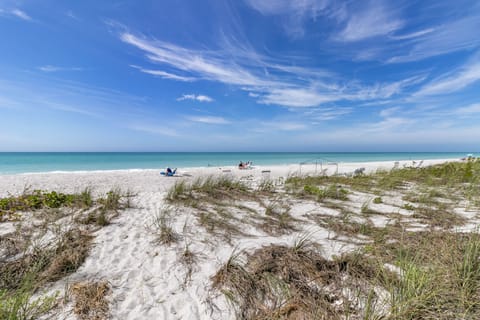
(161, 168, 177, 176)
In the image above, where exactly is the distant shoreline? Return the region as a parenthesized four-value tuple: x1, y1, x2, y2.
(0, 152, 471, 175)
(0, 158, 460, 197)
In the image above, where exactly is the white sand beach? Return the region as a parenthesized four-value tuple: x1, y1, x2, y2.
(0, 158, 472, 319)
(0, 158, 453, 197)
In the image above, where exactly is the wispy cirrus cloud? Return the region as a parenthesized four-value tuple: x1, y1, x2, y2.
(388, 15, 480, 63)
(130, 65, 195, 82)
(10, 9, 31, 21)
(41, 101, 102, 118)
(128, 124, 179, 137)
(177, 94, 214, 102)
(305, 107, 353, 121)
(186, 116, 230, 124)
(121, 33, 270, 87)
(258, 87, 336, 107)
(38, 65, 83, 72)
(365, 117, 415, 132)
(390, 28, 435, 40)
(0, 8, 32, 21)
(455, 103, 480, 115)
(335, 1, 404, 42)
(255, 121, 307, 132)
(415, 58, 480, 96)
(121, 32, 423, 108)
(243, 0, 330, 37)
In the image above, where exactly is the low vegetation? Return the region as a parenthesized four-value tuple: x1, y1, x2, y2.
(205, 160, 480, 319)
(70, 281, 111, 320)
(0, 186, 134, 319)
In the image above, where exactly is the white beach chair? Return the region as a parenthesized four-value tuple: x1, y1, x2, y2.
(392, 161, 399, 170)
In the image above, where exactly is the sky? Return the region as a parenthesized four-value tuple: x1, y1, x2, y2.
(0, 0, 479, 152)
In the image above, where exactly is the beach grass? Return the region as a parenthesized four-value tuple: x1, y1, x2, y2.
(2, 159, 480, 319)
(0, 187, 134, 319)
(205, 160, 480, 319)
(70, 281, 111, 320)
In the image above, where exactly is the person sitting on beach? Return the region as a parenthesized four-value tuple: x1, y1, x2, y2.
(162, 167, 177, 176)
(239, 161, 253, 169)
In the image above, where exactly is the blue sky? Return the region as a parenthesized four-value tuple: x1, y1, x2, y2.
(1, 0, 479, 152)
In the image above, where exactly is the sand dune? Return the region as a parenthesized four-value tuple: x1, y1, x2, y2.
(0, 158, 465, 319)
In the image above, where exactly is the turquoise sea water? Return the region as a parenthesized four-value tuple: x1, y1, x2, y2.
(0, 152, 474, 175)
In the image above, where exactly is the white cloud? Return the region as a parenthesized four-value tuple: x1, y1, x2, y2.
(336, 2, 403, 42)
(307, 107, 352, 121)
(130, 65, 195, 82)
(66, 10, 80, 21)
(388, 15, 480, 63)
(415, 60, 480, 96)
(11, 9, 31, 21)
(259, 121, 307, 131)
(196, 95, 213, 102)
(177, 94, 214, 102)
(258, 88, 336, 107)
(390, 28, 435, 40)
(121, 32, 421, 108)
(121, 33, 270, 87)
(455, 103, 480, 115)
(43, 101, 101, 118)
(243, 0, 329, 37)
(128, 124, 179, 137)
(379, 107, 401, 118)
(187, 116, 230, 124)
(38, 65, 83, 72)
(353, 76, 426, 100)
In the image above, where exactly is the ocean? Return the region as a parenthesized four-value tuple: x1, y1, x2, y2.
(0, 152, 473, 175)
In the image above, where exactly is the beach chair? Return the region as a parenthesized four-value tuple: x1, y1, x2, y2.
(160, 168, 177, 176)
(392, 161, 399, 170)
(354, 167, 365, 176)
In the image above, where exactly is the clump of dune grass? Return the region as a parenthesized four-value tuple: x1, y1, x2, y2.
(213, 230, 480, 319)
(151, 207, 179, 245)
(212, 239, 386, 320)
(258, 200, 299, 235)
(373, 196, 383, 204)
(361, 200, 385, 216)
(75, 188, 135, 227)
(197, 207, 248, 243)
(179, 242, 197, 285)
(166, 176, 249, 204)
(286, 174, 375, 194)
(0, 228, 92, 319)
(0, 277, 57, 320)
(0, 232, 29, 263)
(0, 228, 93, 291)
(288, 182, 348, 202)
(98, 188, 135, 211)
(257, 179, 276, 193)
(70, 281, 110, 320)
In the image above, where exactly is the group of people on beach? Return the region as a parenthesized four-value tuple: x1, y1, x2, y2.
(238, 161, 252, 169)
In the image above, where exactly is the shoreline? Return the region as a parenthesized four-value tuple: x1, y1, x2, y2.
(0, 152, 471, 175)
(0, 158, 458, 197)
(0, 157, 461, 177)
